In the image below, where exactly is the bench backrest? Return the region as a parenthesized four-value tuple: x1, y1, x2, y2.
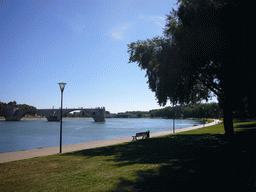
(136, 132, 147, 137)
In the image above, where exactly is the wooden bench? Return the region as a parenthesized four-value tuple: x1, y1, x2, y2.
(132, 132, 147, 141)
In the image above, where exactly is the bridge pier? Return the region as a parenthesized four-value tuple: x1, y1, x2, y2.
(92, 108, 105, 122)
(47, 116, 59, 121)
(5, 116, 22, 121)
(4, 102, 22, 121)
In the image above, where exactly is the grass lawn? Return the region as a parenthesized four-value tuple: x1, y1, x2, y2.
(0, 121, 256, 191)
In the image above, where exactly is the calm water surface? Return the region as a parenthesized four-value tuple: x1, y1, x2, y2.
(0, 118, 203, 153)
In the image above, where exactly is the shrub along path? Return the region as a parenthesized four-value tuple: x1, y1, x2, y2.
(0, 120, 255, 191)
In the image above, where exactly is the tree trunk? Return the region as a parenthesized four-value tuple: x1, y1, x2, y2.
(222, 103, 234, 137)
(218, 82, 234, 137)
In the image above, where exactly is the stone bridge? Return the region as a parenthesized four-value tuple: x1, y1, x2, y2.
(0, 103, 105, 122)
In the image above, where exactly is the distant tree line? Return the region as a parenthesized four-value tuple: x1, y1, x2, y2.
(18, 104, 36, 110)
(0, 102, 5, 110)
(150, 103, 221, 119)
(149, 102, 253, 121)
(0, 101, 36, 110)
(125, 111, 149, 118)
(125, 111, 149, 114)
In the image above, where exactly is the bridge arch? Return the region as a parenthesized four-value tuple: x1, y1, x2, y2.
(17, 109, 40, 118)
(62, 109, 94, 118)
(2, 107, 105, 122)
(4, 109, 39, 121)
(61, 109, 104, 122)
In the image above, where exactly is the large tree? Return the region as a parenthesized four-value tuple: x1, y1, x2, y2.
(128, 0, 255, 136)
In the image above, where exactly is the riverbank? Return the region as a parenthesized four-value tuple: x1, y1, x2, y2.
(1, 120, 255, 191)
(0, 120, 219, 163)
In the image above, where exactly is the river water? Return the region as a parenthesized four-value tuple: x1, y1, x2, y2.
(0, 118, 203, 153)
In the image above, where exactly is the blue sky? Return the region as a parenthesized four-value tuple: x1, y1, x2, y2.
(0, 0, 216, 113)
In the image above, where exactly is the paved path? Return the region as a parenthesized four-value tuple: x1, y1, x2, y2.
(0, 119, 220, 163)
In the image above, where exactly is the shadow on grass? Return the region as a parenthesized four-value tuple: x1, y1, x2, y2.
(235, 123, 256, 129)
(64, 134, 230, 165)
(64, 126, 256, 191)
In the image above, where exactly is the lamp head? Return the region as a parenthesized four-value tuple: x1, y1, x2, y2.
(58, 83, 67, 92)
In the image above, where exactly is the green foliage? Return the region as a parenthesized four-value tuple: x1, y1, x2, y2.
(125, 111, 149, 114)
(0, 102, 36, 110)
(128, 0, 256, 135)
(80, 111, 91, 117)
(17, 104, 36, 110)
(137, 112, 143, 118)
(150, 102, 221, 119)
(0, 102, 6, 110)
(128, 37, 212, 106)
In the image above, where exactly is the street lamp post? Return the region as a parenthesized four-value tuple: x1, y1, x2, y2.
(214, 109, 217, 124)
(58, 83, 67, 153)
(173, 101, 175, 134)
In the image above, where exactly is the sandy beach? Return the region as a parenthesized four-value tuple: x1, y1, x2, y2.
(0, 120, 219, 163)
